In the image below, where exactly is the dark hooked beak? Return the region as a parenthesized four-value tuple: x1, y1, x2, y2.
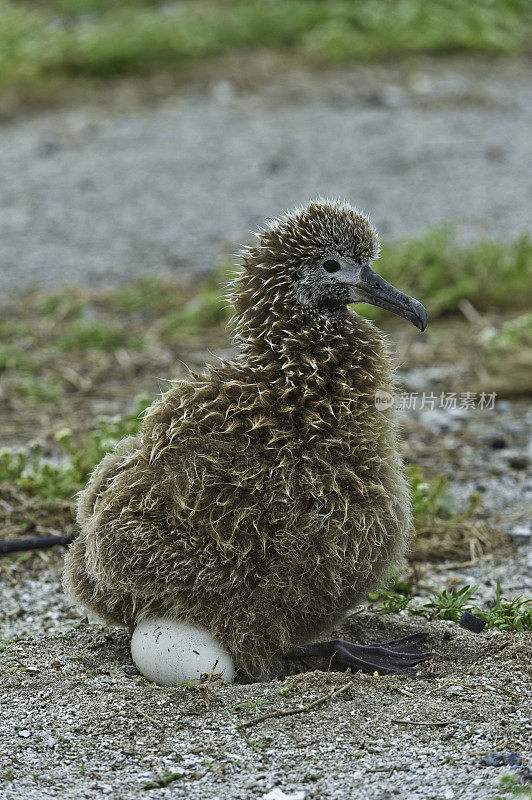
(343, 264, 427, 331)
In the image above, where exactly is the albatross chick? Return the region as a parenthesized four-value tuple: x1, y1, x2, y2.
(64, 199, 430, 683)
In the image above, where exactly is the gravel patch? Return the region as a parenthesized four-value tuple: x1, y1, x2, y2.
(1, 59, 532, 295)
(400, 399, 532, 521)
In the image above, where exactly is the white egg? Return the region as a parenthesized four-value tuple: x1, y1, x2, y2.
(130, 617, 235, 686)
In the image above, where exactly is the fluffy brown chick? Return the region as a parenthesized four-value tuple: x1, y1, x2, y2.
(63, 199, 428, 681)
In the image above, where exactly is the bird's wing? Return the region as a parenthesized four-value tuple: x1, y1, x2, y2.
(81, 430, 269, 601)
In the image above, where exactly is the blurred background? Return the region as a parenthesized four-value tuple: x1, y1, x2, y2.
(0, 0, 531, 629)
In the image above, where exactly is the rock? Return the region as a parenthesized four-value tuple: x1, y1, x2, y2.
(379, 85, 408, 108)
(211, 80, 235, 104)
(446, 686, 464, 697)
(506, 524, 532, 545)
(37, 139, 61, 157)
(18, 729, 31, 738)
(459, 611, 486, 633)
(490, 437, 507, 450)
(503, 451, 529, 470)
(514, 766, 532, 784)
(480, 751, 522, 767)
(262, 790, 306, 800)
(264, 159, 287, 175)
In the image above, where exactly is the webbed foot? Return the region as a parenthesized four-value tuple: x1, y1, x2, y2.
(285, 632, 432, 675)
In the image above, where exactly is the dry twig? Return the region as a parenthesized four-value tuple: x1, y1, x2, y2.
(428, 677, 520, 700)
(236, 682, 351, 731)
(391, 718, 452, 727)
(133, 706, 166, 730)
(240, 732, 264, 755)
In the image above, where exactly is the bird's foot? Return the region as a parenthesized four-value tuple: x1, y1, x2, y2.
(285, 632, 432, 675)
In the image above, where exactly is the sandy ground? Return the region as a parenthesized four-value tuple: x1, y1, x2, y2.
(1, 58, 532, 296)
(0, 616, 531, 800)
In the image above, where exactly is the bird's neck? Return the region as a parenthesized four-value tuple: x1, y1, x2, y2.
(233, 297, 393, 404)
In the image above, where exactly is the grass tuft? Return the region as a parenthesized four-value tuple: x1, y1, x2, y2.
(14, 377, 61, 404)
(0, 345, 35, 374)
(53, 321, 140, 351)
(495, 774, 532, 799)
(0, 397, 150, 501)
(371, 581, 532, 631)
(142, 771, 184, 791)
(481, 312, 532, 349)
(406, 465, 455, 528)
(108, 277, 180, 314)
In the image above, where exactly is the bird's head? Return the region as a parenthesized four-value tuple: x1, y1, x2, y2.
(237, 199, 427, 332)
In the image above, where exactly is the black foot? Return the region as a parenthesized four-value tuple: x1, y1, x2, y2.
(285, 632, 432, 675)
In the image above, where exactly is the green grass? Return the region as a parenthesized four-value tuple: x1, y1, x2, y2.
(0, 345, 35, 374)
(53, 321, 140, 351)
(233, 699, 269, 713)
(108, 277, 181, 314)
(162, 289, 228, 340)
(142, 771, 184, 791)
(371, 581, 532, 631)
(158, 261, 231, 340)
(0, 445, 82, 501)
(1, 1, 530, 97)
(0, 397, 150, 501)
(95, 229, 532, 342)
(406, 465, 456, 528)
(495, 774, 532, 799)
(35, 294, 83, 319)
(2, 230, 530, 367)
(481, 312, 532, 349)
(0, 319, 32, 342)
(14, 376, 61, 404)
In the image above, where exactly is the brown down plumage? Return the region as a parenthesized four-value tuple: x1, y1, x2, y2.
(63, 199, 416, 681)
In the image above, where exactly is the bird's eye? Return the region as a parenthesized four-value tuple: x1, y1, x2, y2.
(322, 259, 341, 273)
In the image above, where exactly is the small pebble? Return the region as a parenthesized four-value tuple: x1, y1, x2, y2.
(446, 686, 464, 697)
(506, 524, 531, 545)
(18, 730, 31, 738)
(490, 437, 507, 450)
(37, 139, 61, 157)
(514, 766, 532, 784)
(379, 85, 407, 108)
(262, 790, 306, 800)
